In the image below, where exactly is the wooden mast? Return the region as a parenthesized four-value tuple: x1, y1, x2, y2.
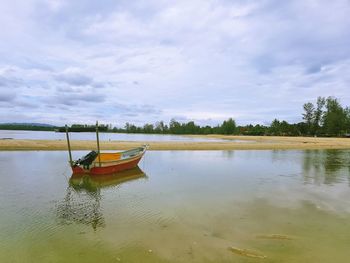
(65, 125, 73, 167)
(96, 121, 101, 167)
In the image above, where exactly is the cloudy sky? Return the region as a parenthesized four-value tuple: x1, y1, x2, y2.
(1, 0, 349, 126)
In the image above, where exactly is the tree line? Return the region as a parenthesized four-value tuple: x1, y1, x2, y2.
(56, 124, 109, 132)
(1, 96, 349, 137)
(0, 123, 55, 131)
(110, 96, 350, 137)
(112, 118, 237, 135)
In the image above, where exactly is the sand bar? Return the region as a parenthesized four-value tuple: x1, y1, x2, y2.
(0, 135, 350, 151)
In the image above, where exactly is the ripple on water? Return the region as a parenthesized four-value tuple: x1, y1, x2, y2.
(1, 150, 350, 263)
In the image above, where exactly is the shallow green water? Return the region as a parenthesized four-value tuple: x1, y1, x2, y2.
(0, 150, 350, 262)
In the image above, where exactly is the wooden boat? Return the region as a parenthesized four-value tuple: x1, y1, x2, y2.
(65, 122, 148, 175)
(71, 146, 147, 175)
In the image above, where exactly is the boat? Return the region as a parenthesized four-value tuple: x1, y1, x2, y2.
(71, 145, 147, 175)
(65, 122, 148, 175)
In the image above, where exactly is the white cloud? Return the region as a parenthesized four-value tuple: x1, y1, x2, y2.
(0, 0, 349, 125)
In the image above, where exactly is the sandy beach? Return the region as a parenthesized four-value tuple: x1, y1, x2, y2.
(0, 135, 350, 151)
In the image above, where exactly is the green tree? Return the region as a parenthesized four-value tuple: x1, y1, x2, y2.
(169, 119, 181, 134)
(345, 107, 350, 134)
(269, 119, 281, 135)
(154, 121, 166, 133)
(125, 122, 137, 133)
(201, 125, 213, 134)
(183, 121, 199, 134)
(220, 118, 236, 135)
(313, 96, 326, 135)
(280, 120, 290, 135)
(302, 102, 315, 135)
(143, 123, 154, 133)
(323, 97, 346, 136)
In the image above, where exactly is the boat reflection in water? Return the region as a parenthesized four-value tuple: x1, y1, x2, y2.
(56, 166, 147, 230)
(69, 166, 147, 192)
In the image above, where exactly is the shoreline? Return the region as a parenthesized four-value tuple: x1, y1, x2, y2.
(1, 136, 350, 151)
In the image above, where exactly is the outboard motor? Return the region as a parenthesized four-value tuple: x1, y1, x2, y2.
(74, 151, 98, 169)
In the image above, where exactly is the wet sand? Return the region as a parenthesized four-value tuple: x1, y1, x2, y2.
(0, 135, 350, 150)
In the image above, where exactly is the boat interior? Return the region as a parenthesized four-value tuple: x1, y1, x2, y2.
(74, 146, 146, 168)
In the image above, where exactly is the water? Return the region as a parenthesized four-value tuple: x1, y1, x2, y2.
(0, 130, 231, 142)
(0, 150, 350, 262)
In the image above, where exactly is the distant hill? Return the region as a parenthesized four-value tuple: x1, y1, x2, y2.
(0, 123, 110, 132)
(0, 123, 57, 131)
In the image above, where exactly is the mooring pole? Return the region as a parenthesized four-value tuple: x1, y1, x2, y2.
(96, 121, 101, 167)
(65, 125, 73, 167)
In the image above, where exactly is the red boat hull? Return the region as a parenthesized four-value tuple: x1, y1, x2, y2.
(72, 155, 143, 175)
